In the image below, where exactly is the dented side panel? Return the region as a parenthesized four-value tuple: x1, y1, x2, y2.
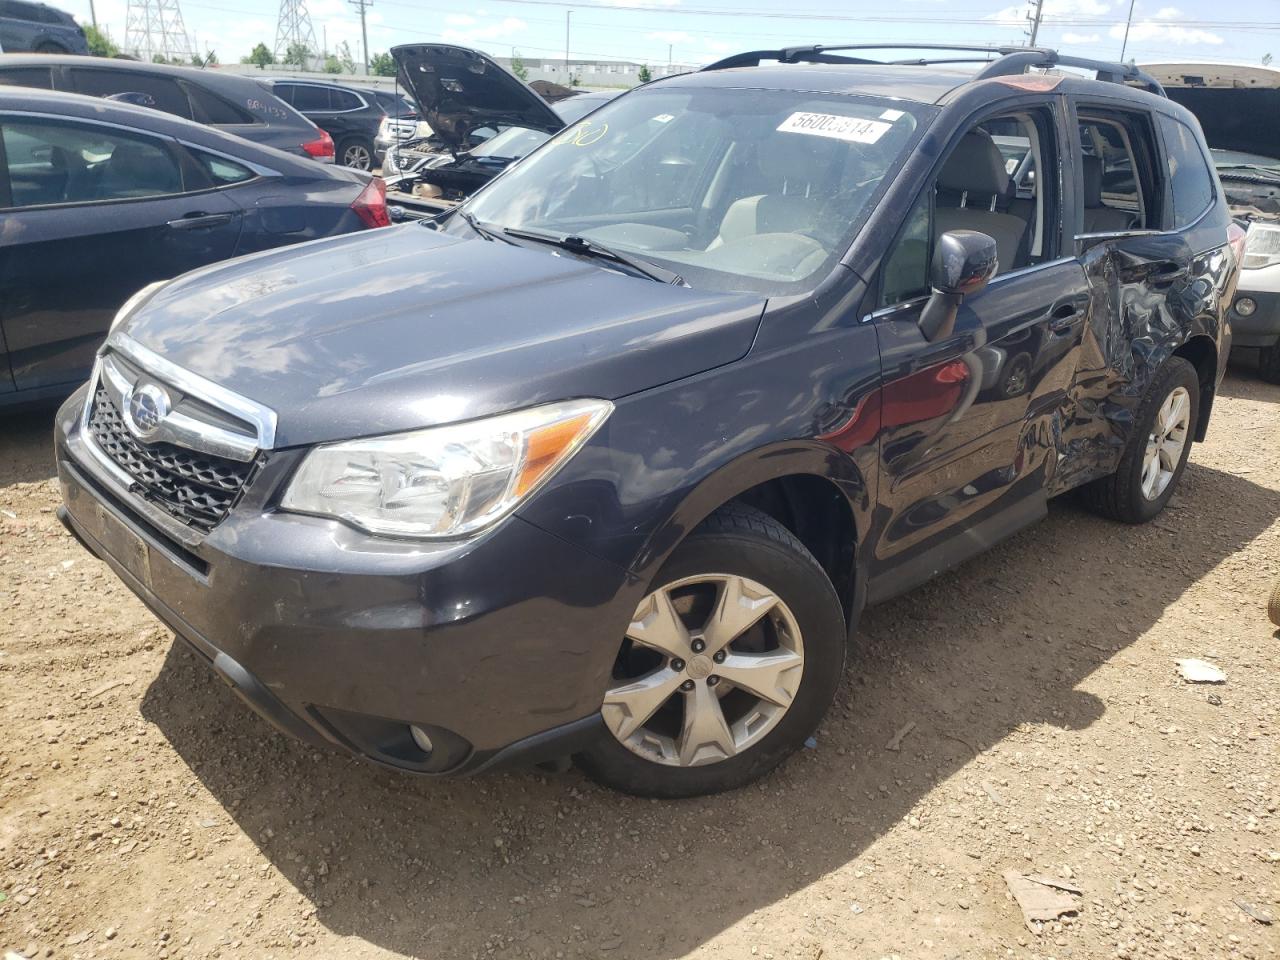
(1049, 231, 1234, 495)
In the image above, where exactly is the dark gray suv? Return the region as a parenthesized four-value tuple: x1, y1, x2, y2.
(55, 44, 1239, 798)
(0, 0, 87, 54)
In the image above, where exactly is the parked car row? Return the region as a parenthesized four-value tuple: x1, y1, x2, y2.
(0, 85, 390, 407)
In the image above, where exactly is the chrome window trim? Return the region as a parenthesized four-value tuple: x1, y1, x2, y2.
(106, 332, 278, 451)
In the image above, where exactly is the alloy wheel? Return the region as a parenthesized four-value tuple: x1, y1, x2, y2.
(343, 143, 373, 170)
(1140, 385, 1190, 501)
(603, 573, 805, 767)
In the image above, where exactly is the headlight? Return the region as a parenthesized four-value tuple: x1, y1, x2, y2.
(109, 280, 167, 334)
(280, 399, 612, 538)
(1243, 223, 1280, 270)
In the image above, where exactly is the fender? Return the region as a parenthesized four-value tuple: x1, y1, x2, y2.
(625, 440, 873, 635)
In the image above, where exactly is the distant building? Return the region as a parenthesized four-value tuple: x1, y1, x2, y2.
(495, 56, 699, 88)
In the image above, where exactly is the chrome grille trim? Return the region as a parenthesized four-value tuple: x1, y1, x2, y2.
(106, 332, 278, 453)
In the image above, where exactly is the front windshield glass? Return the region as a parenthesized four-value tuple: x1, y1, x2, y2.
(1211, 148, 1280, 170)
(463, 86, 924, 295)
(470, 125, 549, 160)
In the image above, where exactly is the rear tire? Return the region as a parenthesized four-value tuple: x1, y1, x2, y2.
(1082, 356, 1199, 524)
(1260, 344, 1280, 385)
(34, 42, 65, 53)
(576, 504, 846, 798)
(338, 137, 374, 171)
(1269, 580, 1280, 628)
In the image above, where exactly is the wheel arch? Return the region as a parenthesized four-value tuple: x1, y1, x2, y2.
(1172, 334, 1218, 441)
(630, 441, 868, 630)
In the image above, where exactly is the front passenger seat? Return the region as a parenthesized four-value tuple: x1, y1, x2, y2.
(933, 130, 1028, 275)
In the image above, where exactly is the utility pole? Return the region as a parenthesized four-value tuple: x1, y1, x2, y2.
(349, 0, 371, 74)
(1026, 0, 1045, 47)
(88, 0, 98, 29)
(1119, 0, 1137, 61)
(564, 10, 571, 75)
(667, 43, 672, 68)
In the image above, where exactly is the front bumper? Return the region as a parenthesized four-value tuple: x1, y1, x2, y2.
(55, 386, 633, 775)
(1229, 288, 1280, 348)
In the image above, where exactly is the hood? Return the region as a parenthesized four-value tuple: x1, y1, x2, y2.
(390, 44, 564, 153)
(120, 226, 766, 448)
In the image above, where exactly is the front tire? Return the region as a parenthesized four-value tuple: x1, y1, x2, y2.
(1269, 580, 1280, 628)
(576, 504, 846, 798)
(1083, 356, 1199, 523)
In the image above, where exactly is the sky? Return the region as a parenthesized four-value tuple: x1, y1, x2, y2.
(53, 0, 1280, 72)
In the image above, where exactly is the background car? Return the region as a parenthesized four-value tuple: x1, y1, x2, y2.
(0, 55, 334, 161)
(0, 87, 388, 408)
(259, 78, 393, 171)
(1144, 62, 1280, 382)
(0, 0, 86, 54)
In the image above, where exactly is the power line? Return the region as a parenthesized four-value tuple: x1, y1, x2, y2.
(125, 0, 197, 62)
(274, 0, 319, 61)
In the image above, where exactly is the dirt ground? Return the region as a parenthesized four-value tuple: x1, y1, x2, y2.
(1, 363, 1278, 960)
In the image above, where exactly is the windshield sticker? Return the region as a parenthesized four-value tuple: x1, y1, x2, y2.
(777, 112, 891, 144)
(880, 108, 905, 121)
(555, 120, 609, 146)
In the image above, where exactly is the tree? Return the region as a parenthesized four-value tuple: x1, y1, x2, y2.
(511, 50, 528, 81)
(569, 72, 581, 86)
(1265, 53, 1274, 66)
(283, 42, 310, 69)
(370, 52, 396, 77)
(338, 41, 356, 74)
(84, 24, 118, 58)
(638, 64, 652, 83)
(242, 43, 274, 69)
(324, 54, 342, 73)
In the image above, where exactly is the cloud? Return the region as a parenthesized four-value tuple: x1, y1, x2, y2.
(1107, 7, 1222, 46)
(989, 0, 1110, 28)
(445, 14, 477, 27)
(646, 31, 693, 45)
(441, 16, 529, 46)
(1061, 31, 1101, 44)
(595, 0, 682, 7)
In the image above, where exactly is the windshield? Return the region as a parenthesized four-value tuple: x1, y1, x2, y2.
(462, 86, 923, 295)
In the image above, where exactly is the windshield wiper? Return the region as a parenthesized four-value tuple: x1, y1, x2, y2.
(1217, 163, 1280, 182)
(458, 209, 514, 243)
(503, 227, 685, 285)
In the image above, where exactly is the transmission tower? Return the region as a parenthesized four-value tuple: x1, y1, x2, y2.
(125, 0, 197, 63)
(275, 0, 320, 63)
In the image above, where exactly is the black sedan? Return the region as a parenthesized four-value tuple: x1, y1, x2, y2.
(0, 87, 389, 408)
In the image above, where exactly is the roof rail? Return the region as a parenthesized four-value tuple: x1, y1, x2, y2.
(701, 44, 1168, 97)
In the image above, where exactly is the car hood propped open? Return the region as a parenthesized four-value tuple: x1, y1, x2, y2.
(390, 44, 565, 153)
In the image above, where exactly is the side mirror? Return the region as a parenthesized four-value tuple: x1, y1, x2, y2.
(919, 230, 999, 342)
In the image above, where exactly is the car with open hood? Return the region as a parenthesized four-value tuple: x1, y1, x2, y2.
(56, 44, 1237, 798)
(1145, 61, 1280, 382)
(381, 44, 615, 216)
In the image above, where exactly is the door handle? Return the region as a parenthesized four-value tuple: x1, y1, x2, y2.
(1048, 302, 1083, 334)
(167, 212, 235, 230)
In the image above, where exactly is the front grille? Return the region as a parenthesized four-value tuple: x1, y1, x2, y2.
(87, 386, 253, 531)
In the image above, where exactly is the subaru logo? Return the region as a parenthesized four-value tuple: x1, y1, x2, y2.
(124, 383, 171, 441)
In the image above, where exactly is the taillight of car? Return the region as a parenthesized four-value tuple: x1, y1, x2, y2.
(303, 129, 335, 161)
(352, 178, 391, 229)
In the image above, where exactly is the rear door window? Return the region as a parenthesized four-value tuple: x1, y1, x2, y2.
(187, 84, 255, 125)
(0, 67, 55, 89)
(68, 69, 193, 120)
(1157, 113, 1217, 229)
(290, 85, 332, 111)
(331, 88, 362, 111)
(1076, 110, 1161, 232)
